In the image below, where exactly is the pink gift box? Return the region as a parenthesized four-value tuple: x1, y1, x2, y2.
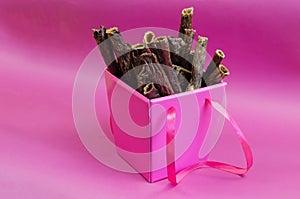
(104, 69, 231, 183)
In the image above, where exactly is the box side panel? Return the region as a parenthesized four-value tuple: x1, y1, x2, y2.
(199, 83, 227, 158)
(149, 84, 226, 182)
(105, 70, 151, 182)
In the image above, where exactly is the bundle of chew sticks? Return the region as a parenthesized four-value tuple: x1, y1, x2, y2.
(93, 7, 230, 99)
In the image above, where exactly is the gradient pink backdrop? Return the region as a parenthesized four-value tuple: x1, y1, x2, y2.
(1, 0, 300, 198)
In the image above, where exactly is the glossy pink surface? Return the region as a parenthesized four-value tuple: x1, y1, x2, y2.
(1, 0, 300, 198)
(106, 69, 227, 182)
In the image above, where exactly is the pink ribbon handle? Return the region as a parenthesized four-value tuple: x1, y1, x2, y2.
(166, 98, 253, 184)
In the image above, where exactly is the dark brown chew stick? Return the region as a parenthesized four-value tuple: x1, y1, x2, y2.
(172, 64, 192, 91)
(151, 36, 182, 93)
(187, 36, 208, 90)
(132, 43, 147, 55)
(143, 31, 156, 44)
(180, 29, 196, 59)
(131, 43, 150, 64)
(179, 7, 194, 37)
(202, 49, 225, 87)
(137, 53, 174, 96)
(205, 64, 230, 86)
(93, 26, 121, 77)
(143, 31, 156, 55)
(106, 27, 137, 87)
(219, 64, 230, 79)
(151, 36, 172, 65)
(167, 36, 185, 66)
(173, 63, 192, 80)
(106, 28, 133, 74)
(93, 26, 115, 63)
(143, 83, 161, 99)
(204, 49, 225, 77)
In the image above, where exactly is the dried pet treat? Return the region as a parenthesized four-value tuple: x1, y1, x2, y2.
(172, 64, 192, 80)
(93, 26, 121, 77)
(149, 37, 170, 64)
(205, 49, 225, 76)
(137, 53, 174, 96)
(167, 36, 185, 65)
(219, 64, 230, 78)
(179, 7, 194, 36)
(202, 49, 225, 87)
(187, 36, 208, 90)
(167, 36, 193, 72)
(151, 36, 182, 93)
(106, 28, 133, 73)
(143, 31, 156, 44)
(94, 7, 230, 99)
(143, 83, 161, 99)
(205, 64, 230, 86)
(131, 43, 150, 63)
(172, 64, 192, 91)
(176, 7, 195, 70)
(106, 27, 137, 87)
(143, 31, 157, 56)
(132, 43, 147, 54)
(179, 29, 196, 59)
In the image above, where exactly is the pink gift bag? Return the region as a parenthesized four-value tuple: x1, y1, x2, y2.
(105, 69, 253, 184)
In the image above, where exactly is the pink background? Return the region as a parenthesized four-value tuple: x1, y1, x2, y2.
(1, 0, 300, 198)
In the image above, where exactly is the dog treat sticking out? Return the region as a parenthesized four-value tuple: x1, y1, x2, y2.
(179, 7, 194, 36)
(93, 7, 230, 99)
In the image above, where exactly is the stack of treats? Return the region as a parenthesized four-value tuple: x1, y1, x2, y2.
(93, 7, 230, 99)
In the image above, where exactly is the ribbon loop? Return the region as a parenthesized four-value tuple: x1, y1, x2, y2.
(166, 98, 253, 184)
